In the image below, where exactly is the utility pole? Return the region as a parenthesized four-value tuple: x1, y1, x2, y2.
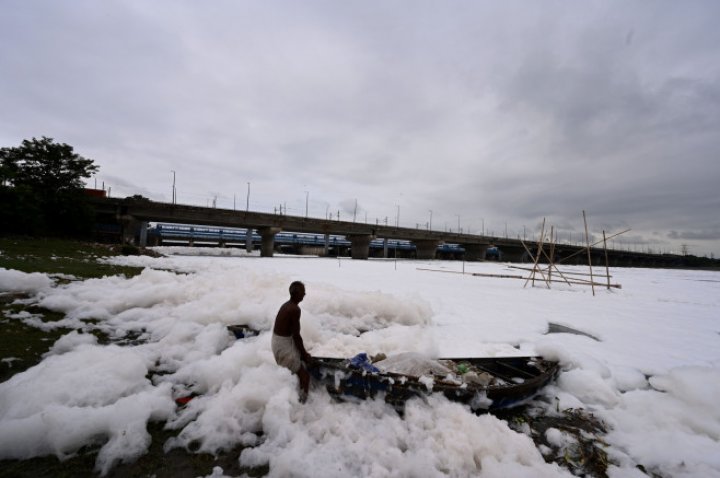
(305, 191, 309, 218)
(353, 199, 357, 222)
(428, 210, 433, 231)
(246, 182, 250, 212)
(396, 205, 400, 228)
(171, 170, 176, 204)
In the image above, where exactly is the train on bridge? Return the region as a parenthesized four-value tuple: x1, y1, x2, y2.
(147, 223, 473, 260)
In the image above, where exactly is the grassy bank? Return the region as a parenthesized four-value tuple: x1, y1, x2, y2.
(0, 238, 270, 478)
(0, 237, 145, 383)
(0, 237, 145, 280)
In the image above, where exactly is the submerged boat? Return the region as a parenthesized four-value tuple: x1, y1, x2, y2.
(224, 325, 559, 410)
(309, 353, 560, 411)
(227, 325, 260, 339)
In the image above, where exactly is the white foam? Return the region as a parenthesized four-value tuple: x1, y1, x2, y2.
(0, 254, 718, 476)
(0, 267, 54, 293)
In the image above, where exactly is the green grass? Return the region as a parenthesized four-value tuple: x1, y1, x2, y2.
(0, 236, 145, 280)
(0, 238, 270, 477)
(0, 299, 72, 383)
(0, 422, 268, 478)
(0, 237, 146, 383)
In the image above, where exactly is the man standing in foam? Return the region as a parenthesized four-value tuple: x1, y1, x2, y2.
(272, 281, 312, 402)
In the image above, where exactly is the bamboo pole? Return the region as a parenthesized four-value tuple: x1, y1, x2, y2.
(416, 268, 524, 279)
(548, 226, 555, 283)
(556, 228, 631, 265)
(416, 268, 622, 288)
(603, 230, 611, 290)
(508, 265, 610, 278)
(519, 238, 553, 287)
(533, 219, 547, 288)
(523, 237, 574, 286)
(526, 219, 548, 289)
(583, 210, 595, 296)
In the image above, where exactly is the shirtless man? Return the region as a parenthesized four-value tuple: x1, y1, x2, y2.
(272, 281, 311, 401)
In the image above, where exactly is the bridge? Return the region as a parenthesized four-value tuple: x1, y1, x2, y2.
(146, 224, 468, 258)
(89, 196, 686, 267)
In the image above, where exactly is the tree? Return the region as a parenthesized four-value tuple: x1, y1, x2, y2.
(1, 137, 97, 194)
(0, 137, 99, 236)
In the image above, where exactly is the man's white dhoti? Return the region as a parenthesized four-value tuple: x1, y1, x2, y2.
(272, 333, 302, 373)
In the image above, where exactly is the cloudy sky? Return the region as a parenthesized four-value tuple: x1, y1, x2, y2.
(2, 1, 719, 256)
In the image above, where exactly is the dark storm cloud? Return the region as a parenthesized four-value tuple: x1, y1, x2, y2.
(1, 0, 719, 255)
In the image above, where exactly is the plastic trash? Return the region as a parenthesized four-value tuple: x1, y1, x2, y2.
(349, 353, 381, 373)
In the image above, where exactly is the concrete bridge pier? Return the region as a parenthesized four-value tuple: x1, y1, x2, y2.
(245, 229, 253, 253)
(139, 221, 148, 247)
(463, 243, 488, 261)
(347, 234, 374, 260)
(414, 240, 440, 260)
(119, 215, 141, 245)
(259, 227, 281, 257)
(499, 246, 529, 263)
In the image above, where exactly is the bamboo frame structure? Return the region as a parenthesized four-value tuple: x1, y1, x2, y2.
(417, 211, 627, 293)
(524, 218, 548, 289)
(519, 238, 573, 287)
(416, 268, 623, 289)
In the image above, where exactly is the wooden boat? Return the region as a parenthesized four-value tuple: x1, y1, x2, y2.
(309, 354, 560, 411)
(224, 326, 559, 410)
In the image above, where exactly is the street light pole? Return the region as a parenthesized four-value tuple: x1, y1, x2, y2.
(305, 191, 309, 218)
(456, 215, 460, 233)
(171, 170, 176, 204)
(396, 205, 400, 228)
(246, 182, 250, 212)
(429, 210, 433, 231)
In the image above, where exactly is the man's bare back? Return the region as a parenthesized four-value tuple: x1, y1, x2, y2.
(273, 300, 301, 337)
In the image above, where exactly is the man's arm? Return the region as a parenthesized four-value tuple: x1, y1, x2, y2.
(291, 311, 311, 362)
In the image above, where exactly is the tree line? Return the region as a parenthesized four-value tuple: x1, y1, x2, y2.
(1, 137, 98, 237)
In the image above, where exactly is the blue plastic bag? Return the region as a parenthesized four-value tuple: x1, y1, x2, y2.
(349, 353, 380, 373)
